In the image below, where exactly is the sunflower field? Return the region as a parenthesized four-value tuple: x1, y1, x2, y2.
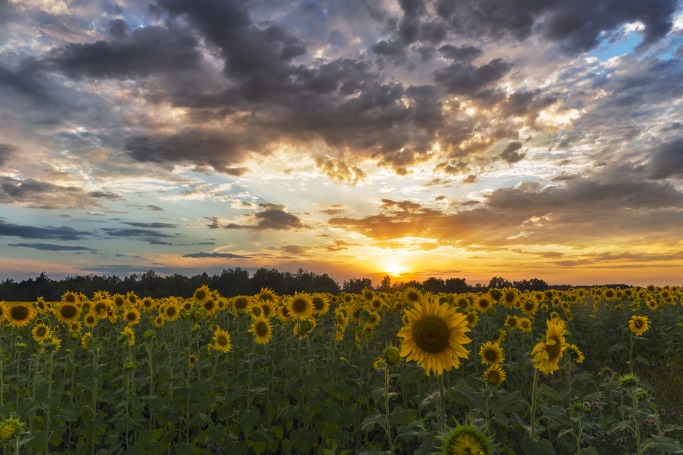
(1, 285, 683, 454)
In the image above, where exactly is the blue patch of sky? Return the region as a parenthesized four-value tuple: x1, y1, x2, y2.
(590, 29, 644, 61)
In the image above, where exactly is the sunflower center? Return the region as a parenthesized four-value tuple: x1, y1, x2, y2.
(204, 300, 215, 311)
(126, 312, 137, 321)
(292, 298, 307, 314)
(61, 305, 78, 319)
(234, 297, 248, 309)
(217, 334, 228, 346)
(166, 306, 177, 317)
(484, 348, 499, 362)
(255, 321, 269, 337)
(412, 316, 450, 354)
(11, 305, 30, 321)
(195, 290, 207, 300)
(634, 319, 643, 329)
(36, 326, 48, 337)
(546, 335, 563, 361)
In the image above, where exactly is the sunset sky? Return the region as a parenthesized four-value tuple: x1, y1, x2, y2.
(1, 0, 683, 286)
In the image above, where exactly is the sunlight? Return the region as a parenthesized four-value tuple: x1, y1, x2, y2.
(385, 263, 407, 277)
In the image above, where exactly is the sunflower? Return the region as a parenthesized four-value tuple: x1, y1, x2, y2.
(81, 332, 93, 349)
(212, 328, 232, 353)
(61, 291, 79, 305)
(0, 416, 25, 441)
(126, 292, 138, 306)
(287, 293, 313, 320)
(193, 285, 211, 303)
(42, 336, 62, 354)
(69, 321, 82, 333)
(532, 318, 567, 375)
(475, 295, 492, 313)
(517, 317, 533, 333)
(83, 313, 98, 328)
(124, 308, 141, 326)
(260, 301, 274, 318)
(202, 298, 217, 316)
(256, 287, 277, 303)
(479, 341, 504, 366)
(504, 314, 518, 329)
(465, 311, 479, 328)
(31, 323, 52, 343)
(56, 303, 80, 324)
(521, 299, 538, 316)
(293, 318, 317, 339)
(384, 345, 402, 367)
(440, 423, 493, 455)
(250, 304, 263, 319)
(364, 311, 381, 331)
(153, 315, 165, 328)
(483, 364, 507, 386)
(7, 303, 36, 327)
(233, 296, 251, 313)
(188, 354, 198, 369)
(249, 317, 272, 345)
(502, 288, 519, 308)
(372, 356, 387, 370)
(629, 315, 650, 336)
(120, 326, 135, 346)
(398, 298, 472, 376)
(92, 300, 110, 318)
(311, 293, 330, 314)
(112, 294, 126, 310)
(163, 302, 180, 322)
(403, 287, 423, 305)
(566, 343, 585, 364)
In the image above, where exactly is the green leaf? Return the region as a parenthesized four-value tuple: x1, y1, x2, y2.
(492, 391, 526, 414)
(389, 407, 415, 425)
(399, 365, 426, 384)
(251, 441, 267, 455)
(635, 355, 650, 365)
(447, 379, 485, 409)
(361, 412, 387, 432)
(238, 408, 261, 434)
(271, 425, 284, 440)
(649, 435, 683, 453)
(520, 437, 555, 455)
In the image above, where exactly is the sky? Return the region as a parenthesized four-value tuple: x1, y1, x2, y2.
(1, 0, 683, 287)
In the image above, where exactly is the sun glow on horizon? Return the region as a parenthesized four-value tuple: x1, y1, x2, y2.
(385, 263, 408, 277)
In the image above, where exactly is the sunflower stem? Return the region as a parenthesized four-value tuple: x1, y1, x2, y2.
(437, 373, 446, 433)
(384, 365, 394, 454)
(530, 368, 540, 440)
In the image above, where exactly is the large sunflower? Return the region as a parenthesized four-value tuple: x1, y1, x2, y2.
(398, 299, 472, 376)
(531, 318, 567, 375)
(311, 293, 330, 315)
(287, 293, 313, 320)
(629, 315, 650, 336)
(7, 303, 36, 327)
(55, 302, 80, 324)
(249, 317, 272, 345)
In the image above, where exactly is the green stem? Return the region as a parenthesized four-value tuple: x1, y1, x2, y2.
(530, 368, 540, 440)
(384, 366, 394, 454)
(437, 373, 446, 433)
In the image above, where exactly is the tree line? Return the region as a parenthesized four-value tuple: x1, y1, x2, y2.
(0, 268, 575, 302)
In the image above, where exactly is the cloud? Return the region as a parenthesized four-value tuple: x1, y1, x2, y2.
(9, 242, 94, 251)
(646, 136, 683, 179)
(224, 203, 306, 231)
(182, 251, 247, 258)
(0, 143, 15, 165)
(102, 228, 178, 245)
(432, 59, 511, 94)
(49, 24, 203, 79)
(500, 141, 526, 164)
(315, 156, 367, 185)
(0, 220, 91, 240)
(121, 222, 178, 228)
(0, 176, 116, 209)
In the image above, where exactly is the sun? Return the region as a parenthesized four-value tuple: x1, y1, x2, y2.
(385, 263, 407, 277)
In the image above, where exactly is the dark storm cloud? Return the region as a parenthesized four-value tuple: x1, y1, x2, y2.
(646, 137, 683, 180)
(9, 242, 94, 252)
(50, 24, 203, 79)
(500, 90, 558, 118)
(0, 221, 91, 241)
(0, 176, 115, 209)
(224, 203, 306, 231)
(102, 228, 178, 245)
(434, 0, 677, 54)
(0, 59, 55, 104)
(182, 252, 247, 258)
(125, 132, 253, 175)
(438, 44, 482, 62)
(432, 59, 511, 94)
(0, 143, 15, 165)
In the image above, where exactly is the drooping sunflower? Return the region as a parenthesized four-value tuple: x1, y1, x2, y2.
(479, 341, 505, 366)
(531, 318, 567, 375)
(440, 423, 493, 455)
(81, 332, 93, 349)
(212, 328, 232, 353)
(31, 323, 52, 343)
(566, 343, 585, 364)
(0, 416, 25, 441)
(398, 298, 472, 376)
(249, 317, 272, 345)
(483, 364, 507, 386)
(120, 326, 135, 346)
(287, 292, 313, 320)
(629, 315, 650, 336)
(7, 303, 36, 327)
